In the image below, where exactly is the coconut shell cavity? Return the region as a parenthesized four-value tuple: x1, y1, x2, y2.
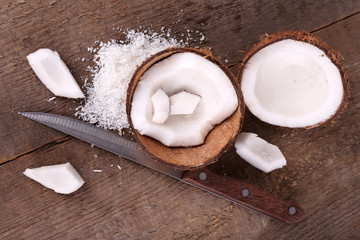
(239, 31, 349, 128)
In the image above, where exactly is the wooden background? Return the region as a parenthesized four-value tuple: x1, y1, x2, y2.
(1, 0, 359, 239)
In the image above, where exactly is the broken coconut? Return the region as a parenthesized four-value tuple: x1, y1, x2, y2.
(27, 48, 85, 99)
(127, 47, 245, 169)
(23, 162, 85, 194)
(235, 132, 286, 173)
(239, 31, 349, 128)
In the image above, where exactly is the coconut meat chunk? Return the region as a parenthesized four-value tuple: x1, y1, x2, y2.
(241, 39, 343, 127)
(235, 132, 286, 173)
(170, 91, 201, 115)
(151, 88, 170, 124)
(27, 48, 85, 99)
(131, 52, 238, 147)
(23, 162, 85, 194)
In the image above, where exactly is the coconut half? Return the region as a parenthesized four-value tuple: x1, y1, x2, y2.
(127, 47, 245, 169)
(239, 31, 349, 128)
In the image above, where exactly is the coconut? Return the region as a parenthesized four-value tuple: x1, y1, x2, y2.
(235, 132, 286, 173)
(151, 88, 170, 124)
(126, 47, 245, 169)
(23, 162, 85, 194)
(27, 48, 85, 99)
(239, 31, 349, 128)
(169, 91, 201, 115)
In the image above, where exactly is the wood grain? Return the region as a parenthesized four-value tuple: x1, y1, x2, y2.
(0, 0, 359, 239)
(255, 13, 360, 240)
(0, 138, 267, 239)
(1, 0, 359, 164)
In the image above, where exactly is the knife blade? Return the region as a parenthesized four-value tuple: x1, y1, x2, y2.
(20, 112, 305, 223)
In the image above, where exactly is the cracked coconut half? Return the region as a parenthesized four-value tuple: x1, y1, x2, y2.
(127, 47, 245, 169)
(239, 31, 349, 128)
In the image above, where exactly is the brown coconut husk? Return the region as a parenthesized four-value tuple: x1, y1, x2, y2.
(238, 31, 349, 128)
(126, 47, 245, 170)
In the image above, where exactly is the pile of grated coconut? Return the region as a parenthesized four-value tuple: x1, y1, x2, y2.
(76, 29, 186, 133)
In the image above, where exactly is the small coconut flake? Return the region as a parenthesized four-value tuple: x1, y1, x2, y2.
(47, 96, 56, 102)
(27, 49, 85, 99)
(93, 169, 102, 173)
(151, 89, 170, 124)
(117, 165, 122, 170)
(199, 33, 205, 42)
(23, 162, 85, 194)
(169, 91, 201, 115)
(234, 132, 286, 173)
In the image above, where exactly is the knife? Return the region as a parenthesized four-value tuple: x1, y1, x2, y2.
(19, 112, 305, 223)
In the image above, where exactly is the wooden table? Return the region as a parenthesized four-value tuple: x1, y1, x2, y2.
(1, 1, 359, 239)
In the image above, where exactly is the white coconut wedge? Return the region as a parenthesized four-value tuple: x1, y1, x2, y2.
(151, 88, 170, 124)
(27, 48, 85, 99)
(23, 162, 85, 194)
(127, 47, 245, 169)
(235, 132, 286, 173)
(239, 31, 349, 128)
(169, 91, 201, 115)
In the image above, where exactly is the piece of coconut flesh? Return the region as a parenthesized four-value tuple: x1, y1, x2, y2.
(23, 162, 85, 194)
(131, 52, 238, 147)
(151, 88, 170, 124)
(151, 89, 201, 124)
(27, 48, 85, 99)
(170, 91, 201, 115)
(241, 39, 343, 128)
(235, 132, 286, 173)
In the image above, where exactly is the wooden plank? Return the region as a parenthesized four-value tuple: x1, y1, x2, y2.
(0, 0, 359, 239)
(1, 0, 360, 164)
(0, 138, 267, 239)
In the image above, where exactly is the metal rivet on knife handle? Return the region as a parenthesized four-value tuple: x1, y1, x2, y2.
(199, 172, 207, 181)
(241, 188, 249, 197)
(288, 206, 296, 215)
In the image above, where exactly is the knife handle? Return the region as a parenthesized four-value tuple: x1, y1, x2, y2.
(182, 168, 305, 223)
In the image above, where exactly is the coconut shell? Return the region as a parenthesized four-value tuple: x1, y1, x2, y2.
(238, 31, 350, 128)
(126, 47, 245, 170)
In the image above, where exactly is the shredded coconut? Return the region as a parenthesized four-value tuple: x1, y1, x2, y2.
(76, 29, 183, 133)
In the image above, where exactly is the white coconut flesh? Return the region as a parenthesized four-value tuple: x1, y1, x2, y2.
(151, 88, 170, 124)
(169, 91, 201, 115)
(23, 162, 85, 194)
(235, 132, 286, 173)
(241, 39, 344, 127)
(27, 48, 85, 99)
(131, 52, 238, 147)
